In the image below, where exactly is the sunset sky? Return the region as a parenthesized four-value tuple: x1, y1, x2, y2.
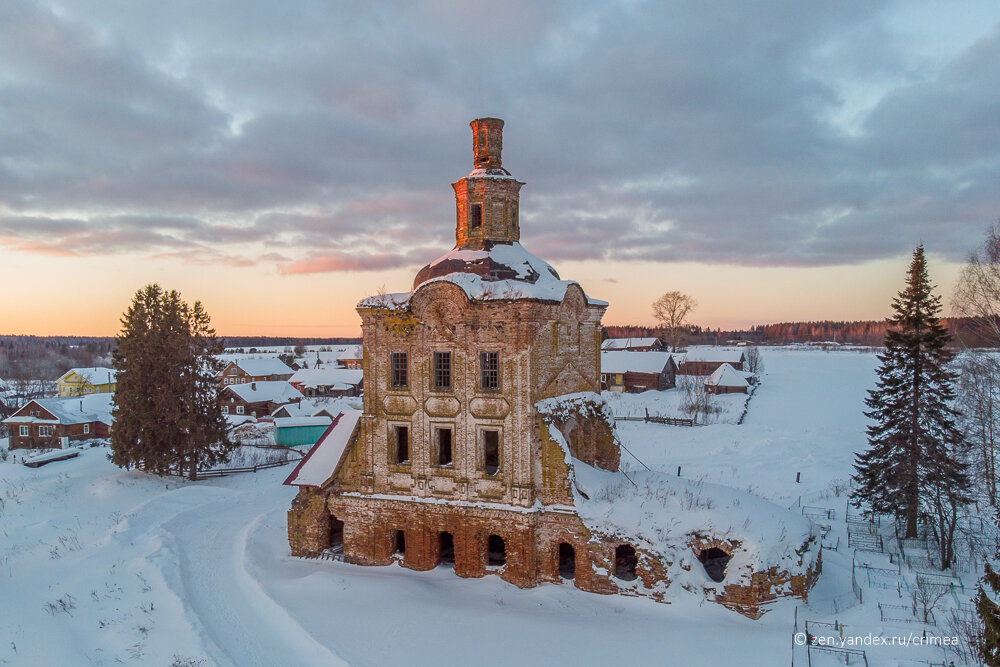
(1, 1, 998, 337)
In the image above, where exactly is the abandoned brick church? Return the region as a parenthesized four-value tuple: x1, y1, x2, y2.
(285, 118, 818, 614)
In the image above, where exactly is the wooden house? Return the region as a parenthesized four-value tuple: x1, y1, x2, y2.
(217, 358, 294, 386)
(3, 394, 113, 449)
(56, 367, 117, 397)
(678, 348, 746, 376)
(600, 351, 677, 393)
(221, 381, 303, 419)
(704, 364, 750, 394)
(335, 345, 363, 369)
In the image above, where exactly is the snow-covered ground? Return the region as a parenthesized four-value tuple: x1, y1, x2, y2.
(0, 349, 985, 665)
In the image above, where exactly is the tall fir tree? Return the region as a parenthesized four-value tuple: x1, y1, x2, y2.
(111, 284, 233, 479)
(979, 562, 1000, 666)
(852, 246, 970, 553)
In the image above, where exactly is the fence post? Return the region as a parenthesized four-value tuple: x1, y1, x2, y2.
(677, 466, 681, 477)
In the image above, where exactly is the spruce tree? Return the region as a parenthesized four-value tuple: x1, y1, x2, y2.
(979, 562, 1000, 666)
(111, 284, 233, 479)
(852, 245, 969, 549)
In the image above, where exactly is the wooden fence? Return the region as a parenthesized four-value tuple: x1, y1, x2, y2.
(614, 408, 696, 427)
(137, 455, 298, 480)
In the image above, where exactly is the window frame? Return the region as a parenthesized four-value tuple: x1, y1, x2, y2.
(432, 351, 452, 392)
(390, 424, 410, 465)
(236, 405, 245, 415)
(18, 425, 28, 437)
(38, 425, 54, 437)
(469, 202, 482, 230)
(481, 428, 500, 476)
(433, 424, 454, 467)
(479, 351, 500, 392)
(390, 351, 408, 389)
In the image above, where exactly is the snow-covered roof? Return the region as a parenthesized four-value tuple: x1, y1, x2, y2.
(224, 381, 303, 404)
(601, 338, 660, 350)
(289, 368, 363, 389)
(705, 364, 750, 388)
(336, 346, 363, 362)
(283, 410, 362, 487)
(225, 414, 257, 428)
(682, 348, 746, 364)
(601, 351, 674, 375)
(358, 242, 607, 310)
(234, 358, 294, 377)
(59, 367, 117, 384)
(270, 397, 354, 419)
(4, 394, 114, 425)
(273, 416, 333, 429)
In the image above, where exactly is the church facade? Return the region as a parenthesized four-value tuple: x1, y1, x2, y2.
(285, 119, 818, 614)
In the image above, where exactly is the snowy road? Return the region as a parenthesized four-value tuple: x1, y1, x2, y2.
(154, 473, 347, 667)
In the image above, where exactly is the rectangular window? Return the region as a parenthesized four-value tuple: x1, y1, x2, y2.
(236, 405, 245, 415)
(39, 425, 53, 437)
(433, 351, 452, 391)
(480, 351, 499, 391)
(483, 430, 499, 475)
(393, 425, 410, 464)
(222, 406, 229, 415)
(436, 427, 453, 466)
(19, 426, 28, 437)
(390, 352, 408, 388)
(83, 424, 90, 434)
(469, 203, 482, 229)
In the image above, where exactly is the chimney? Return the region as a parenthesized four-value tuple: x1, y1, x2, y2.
(471, 118, 504, 169)
(251, 382, 257, 391)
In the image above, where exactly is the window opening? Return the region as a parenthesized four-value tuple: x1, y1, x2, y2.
(698, 547, 731, 583)
(433, 351, 452, 390)
(487, 535, 506, 567)
(390, 351, 408, 388)
(394, 425, 410, 464)
(559, 543, 576, 579)
(393, 529, 406, 555)
(483, 430, 499, 475)
(480, 351, 499, 390)
(438, 532, 455, 565)
(436, 427, 453, 466)
(469, 203, 482, 230)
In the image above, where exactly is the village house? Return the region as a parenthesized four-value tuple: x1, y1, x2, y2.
(217, 358, 294, 385)
(288, 368, 363, 397)
(56, 367, 117, 396)
(677, 348, 746, 376)
(335, 345, 363, 369)
(3, 394, 113, 449)
(600, 351, 677, 392)
(283, 119, 817, 615)
(601, 337, 663, 352)
(704, 364, 750, 394)
(221, 381, 303, 418)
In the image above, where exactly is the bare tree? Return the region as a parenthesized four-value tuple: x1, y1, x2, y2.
(744, 346, 764, 380)
(957, 352, 1000, 506)
(678, 375, 716, 424)
(651, 291, 697, 352)
(944, 606, 986, 666)
(912, 577, 949, 624)
(954, 221, 1000, 346)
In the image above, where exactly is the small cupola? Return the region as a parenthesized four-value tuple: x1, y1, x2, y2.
(452, 118, 524, 250)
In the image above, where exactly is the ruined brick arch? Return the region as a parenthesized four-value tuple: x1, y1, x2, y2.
(409, 281, 470, 326)
(688, 535, 738, 583)
(558, 283, 588, 321)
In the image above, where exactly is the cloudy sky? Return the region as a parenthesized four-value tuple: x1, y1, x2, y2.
(1, 0, 998, 336)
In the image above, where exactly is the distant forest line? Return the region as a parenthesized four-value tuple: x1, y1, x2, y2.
(0, 335, 360, 380)
(605, 316, 992, 347)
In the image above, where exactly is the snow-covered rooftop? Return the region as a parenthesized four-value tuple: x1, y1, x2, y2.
(4, 394, 114, 425)
(601, 338, 660, 350)
(682, 348, 746, 363)
(705, 364, 750, 388)
(358, 242, 607, 310)
(234, 358, 294, 377)
(224, 381, 303, 404)
(59, 367, 117, 384)
(283, 410, 362, 487)
(289, 368, 363, 389)
(335, 346, 363, 363)
(601, 351, 674, 375)
(273, 416, 333, 429)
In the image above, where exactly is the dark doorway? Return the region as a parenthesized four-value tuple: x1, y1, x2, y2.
(558, 543, 576, 579)
(394, 426, 409, 464)
(393, 529, 406, 555)
(614, 544, 637, 581)
(438, 531, 455, 565)
(698, 547, 731, 583)
(329, 516, 345, 551)
(487, 535, 506, 567)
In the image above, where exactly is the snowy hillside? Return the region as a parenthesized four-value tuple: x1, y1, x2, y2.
(0, 349, 984, 665)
